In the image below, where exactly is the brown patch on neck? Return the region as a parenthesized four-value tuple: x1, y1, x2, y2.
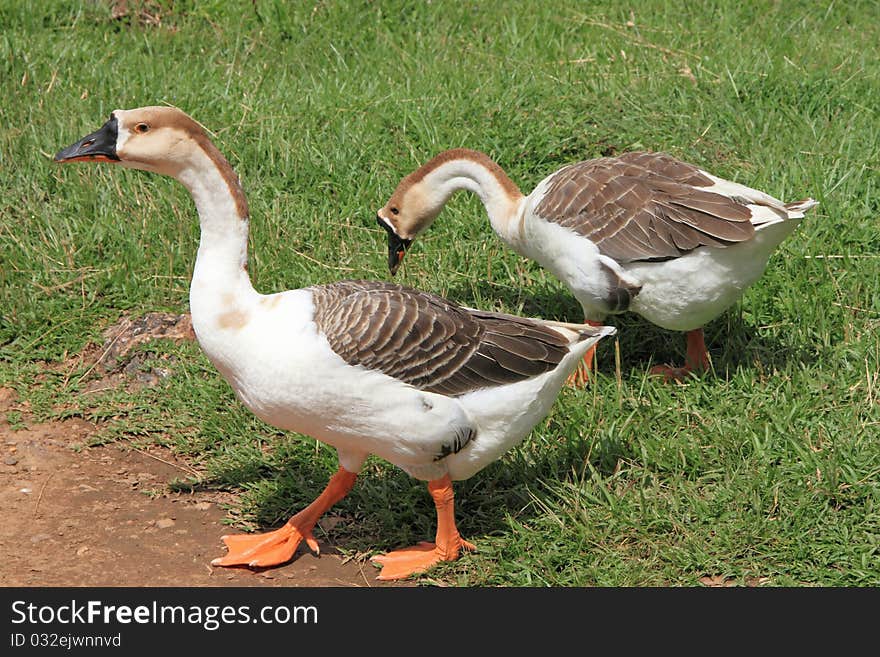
(404, 148, 524, 201)
(259, 294, 282, 310)
(191, 132, 250, 220)
(217, 308, 250, 331)
(217, 293, 249, 330)
(135, 107, 250, 220)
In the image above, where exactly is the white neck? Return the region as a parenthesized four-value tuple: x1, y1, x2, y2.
(422, 157, 524, 244)
(175, 150, 257, 319)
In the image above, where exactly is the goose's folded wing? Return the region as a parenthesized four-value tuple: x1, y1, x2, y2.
(533, 152, 755, 263)
(310, 281, 572, 396)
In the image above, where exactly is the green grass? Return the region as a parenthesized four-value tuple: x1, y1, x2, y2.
(1, 0, 878, 586)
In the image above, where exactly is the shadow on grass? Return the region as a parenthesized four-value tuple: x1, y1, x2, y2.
(444, 278, 816, 374)
(169, 421, 638, 561)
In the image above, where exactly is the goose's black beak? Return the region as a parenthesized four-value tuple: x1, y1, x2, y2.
(54, 116, 120, 163)
(376, 215, 412, 276)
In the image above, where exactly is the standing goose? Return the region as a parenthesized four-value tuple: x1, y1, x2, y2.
(54, 107, 615, 580)
(377, 149, 817, 381)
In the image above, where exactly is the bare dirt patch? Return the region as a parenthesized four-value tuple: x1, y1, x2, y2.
(0, 316, 409, 588)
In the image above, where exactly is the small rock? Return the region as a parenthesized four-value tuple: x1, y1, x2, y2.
(156, 518, 176, 529)
(4, 456, 18, 465)
(193, 501, 212, 511)
(30, 533, 51, 544)
(19, 487, 32, 494)
(75, 546, 90, 556)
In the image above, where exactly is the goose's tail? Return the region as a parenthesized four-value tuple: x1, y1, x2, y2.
(784, 198, 819, 218)
(543, 320, 617, 344)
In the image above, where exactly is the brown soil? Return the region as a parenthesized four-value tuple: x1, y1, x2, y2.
(0, 315, 409, 588)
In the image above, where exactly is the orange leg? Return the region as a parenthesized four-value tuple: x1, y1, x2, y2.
(649, 328, 711, 382)
(372, 474, 476, 580)
(211, 467, 357, 568)
(565, 319, 604, 387)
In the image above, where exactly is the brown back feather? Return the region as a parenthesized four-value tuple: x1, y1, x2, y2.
(534, 152, 754, 262)
(310, 281, 572, 397)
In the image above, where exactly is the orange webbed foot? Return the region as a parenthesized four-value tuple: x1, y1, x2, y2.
(372, 538, 477, 580)
(648, 364, 695, 383)
(211, 522, 318, 568)
(372, 473, 475, 580)
(211, 466, 357, 569)
(650, 329, 710, 383)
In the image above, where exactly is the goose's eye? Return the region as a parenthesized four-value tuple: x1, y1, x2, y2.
(390, 207, 399, 215)
(134, 123, 150, 134)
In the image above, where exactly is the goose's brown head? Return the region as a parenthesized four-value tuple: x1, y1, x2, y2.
(376, 167, 446, 275)
(55, 106, 249, 219)
(55, 106, 211, 177)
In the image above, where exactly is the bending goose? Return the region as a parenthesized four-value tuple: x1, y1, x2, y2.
(377, 149, 817, 381)
(54, 107, 615, 580)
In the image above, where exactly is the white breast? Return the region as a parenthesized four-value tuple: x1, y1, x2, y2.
(191, 288, 481, 480)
